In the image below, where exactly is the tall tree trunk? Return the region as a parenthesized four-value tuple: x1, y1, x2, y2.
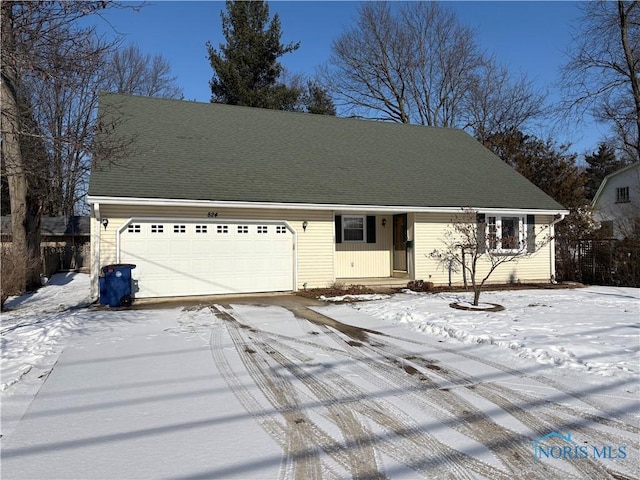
(1, 2, 41, 291)
(618, 1, 640, 159)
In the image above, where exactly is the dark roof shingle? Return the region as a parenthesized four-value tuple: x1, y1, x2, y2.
(88, 93, 565, 211)
(1, 216, 90, 237)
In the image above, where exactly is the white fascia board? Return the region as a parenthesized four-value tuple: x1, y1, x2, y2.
(87, 195, 568, 216)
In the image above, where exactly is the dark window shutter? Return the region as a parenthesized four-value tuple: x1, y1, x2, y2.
(477, 214, 486, 253)
(366, 216, 376, 243)
(335, 215, 342, 243)
(526, 215, 535, 252)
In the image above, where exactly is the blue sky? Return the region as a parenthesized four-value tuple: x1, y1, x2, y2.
(94, 1, 604, 157)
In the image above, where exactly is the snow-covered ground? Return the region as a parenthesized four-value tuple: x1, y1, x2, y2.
(332, 287, 640, 395)
(1, 273, 94, 392)
(1, 274, 638, 479)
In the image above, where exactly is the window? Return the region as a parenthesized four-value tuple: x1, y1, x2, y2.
(343, 215, 365, 242)
(276, 225, 287, 234)
(174, 225, 186, 233)
(151, 224, 164, 234)
(237, 225, 248, 234)
(195, 225, 208, 233)
(501, 217, 519, 250)
(483, 216, 524, 252)
(488, 217, 497, 250)
(335, 215, 376, 244)
(257, 225, 268, 234)
(616, 186, 630, 203)
(216, 225, 228, 234)
(127, 224, 141, 233)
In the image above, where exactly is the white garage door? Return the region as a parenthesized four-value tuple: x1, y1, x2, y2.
(119, 220, 295, 298)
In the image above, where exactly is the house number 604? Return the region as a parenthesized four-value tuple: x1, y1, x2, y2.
(207, 212, 218, 218)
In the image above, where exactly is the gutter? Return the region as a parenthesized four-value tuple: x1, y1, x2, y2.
(87, 195, 568, 217)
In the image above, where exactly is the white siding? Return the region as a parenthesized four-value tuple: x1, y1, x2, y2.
(335, 215, 392, 277)
(593, 163, 640, 239)
(414, 213, 554, 285)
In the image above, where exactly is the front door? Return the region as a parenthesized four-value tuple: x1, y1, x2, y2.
(393, 214, 407, 271)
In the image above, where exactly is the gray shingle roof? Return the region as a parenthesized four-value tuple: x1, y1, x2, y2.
(88, 93, 565, 211)
(1, 216, 90, 237)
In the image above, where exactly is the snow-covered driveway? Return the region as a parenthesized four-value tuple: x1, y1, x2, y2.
(1, 277, 638, 479)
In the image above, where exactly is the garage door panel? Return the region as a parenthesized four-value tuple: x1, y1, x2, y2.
(120, 221, 294, 298)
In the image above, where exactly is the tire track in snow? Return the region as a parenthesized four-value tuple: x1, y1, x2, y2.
(354, 316, 638, 433)
(287, 306, 628, 479)
(247, 332, 477, 479)
(229, 305, 523, 478)
(309, 322, 575, 480)
(206, 309, 298, 478)
(210, 306, 373, 479)
(340, 324, 637, 480)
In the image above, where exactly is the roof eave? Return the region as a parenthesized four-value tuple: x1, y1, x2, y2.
(87, 195, 568, 216)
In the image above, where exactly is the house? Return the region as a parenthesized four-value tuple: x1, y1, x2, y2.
(1, 216, 90, 274)
(591, 162, 640, 240)
(87, 93, 567, 300)
(1, 216, 90, 245)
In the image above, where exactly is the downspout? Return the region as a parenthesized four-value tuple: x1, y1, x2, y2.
(549, 213, 566, 283)
(91, 203, 101, 301)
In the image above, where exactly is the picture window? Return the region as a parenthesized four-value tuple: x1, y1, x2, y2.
(484, 216, 524, 252)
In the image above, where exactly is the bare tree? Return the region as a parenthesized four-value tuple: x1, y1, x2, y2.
(322, 2, 414, 123)
(465, 61, 548, 143)
(33, 42, 183, 218)
(104, 44, 183, 98)
(0, 1, 140, 294)
(430, 209, 552, 306)
(322, 1, 545, 133)
(561, 1, 640, 161)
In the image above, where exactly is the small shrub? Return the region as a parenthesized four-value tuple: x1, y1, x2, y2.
(407, 279, 434, 292)
(297, 282, 376, 299)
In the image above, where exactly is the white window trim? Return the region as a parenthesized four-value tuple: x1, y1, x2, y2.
(486, 215, 526, 253)
(342, 215, 366, 243)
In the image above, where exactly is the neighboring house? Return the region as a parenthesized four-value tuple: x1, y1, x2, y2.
(591, 162, 640, 240)
(87, 93, 568, 300)
(1, 216, 90, 246)
(1, 216, 91, 274)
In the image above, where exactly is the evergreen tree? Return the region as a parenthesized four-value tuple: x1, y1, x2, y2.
(482, 129, 585, 208)
(304, 80, 336, 115)
(206, 0, 300, 109)
(584, 143, 627, 200)
(482, 128, 591, 281)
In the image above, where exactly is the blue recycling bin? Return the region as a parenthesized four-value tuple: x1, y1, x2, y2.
(99, 264, 136, 307)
